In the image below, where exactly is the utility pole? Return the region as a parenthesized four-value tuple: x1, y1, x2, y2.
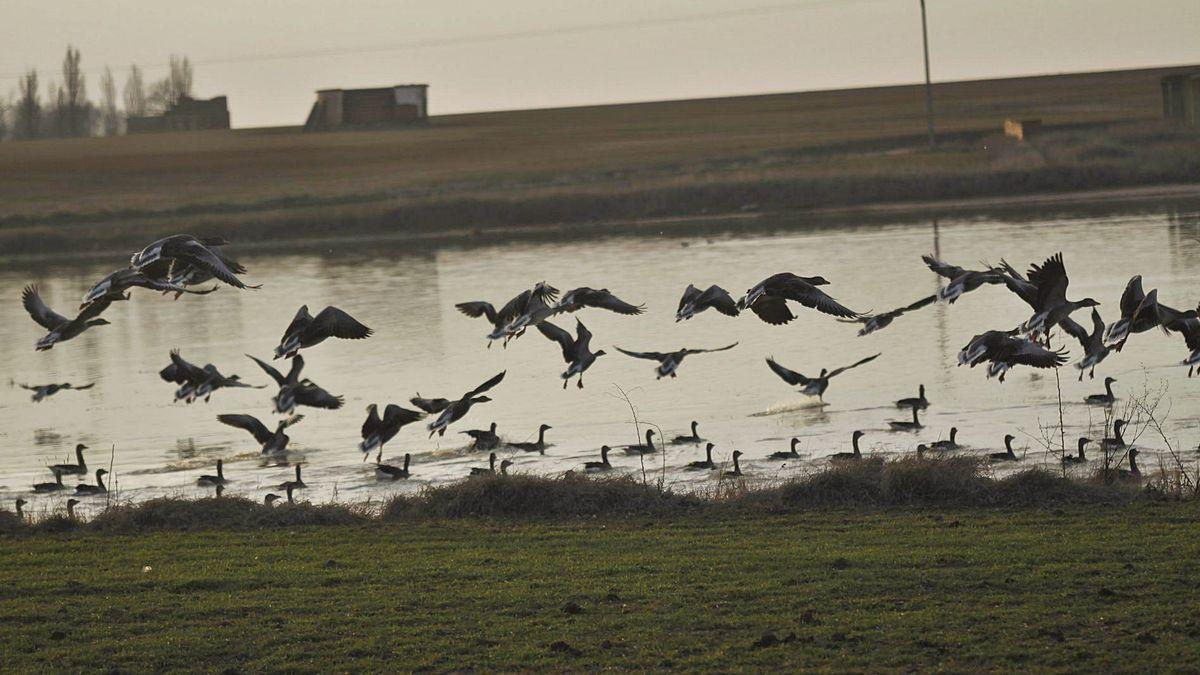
(919, 0, 935, 149)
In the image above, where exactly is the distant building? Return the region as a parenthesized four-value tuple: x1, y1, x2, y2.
(1003, 118, 1042, 142)
(127, 96, 231, 134)
(304, 85, 428, 132)
(1161, 73, 1200, 127)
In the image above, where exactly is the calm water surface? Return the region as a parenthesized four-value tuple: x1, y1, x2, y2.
(3, 202, 1199, 515)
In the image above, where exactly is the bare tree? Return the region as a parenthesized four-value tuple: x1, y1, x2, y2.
(123, 64, 146, 117)
(60, 45, 89, 137)
(0, 96, 9, 142)
(147, 55, 195, 114)
(100, 67, 120, 135)
(15, 69, 41, 140)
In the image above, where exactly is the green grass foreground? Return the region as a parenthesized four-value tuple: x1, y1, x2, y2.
(3, 504, 1199, 671)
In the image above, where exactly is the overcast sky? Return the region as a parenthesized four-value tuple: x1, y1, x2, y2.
(4, 0, 1199, 128)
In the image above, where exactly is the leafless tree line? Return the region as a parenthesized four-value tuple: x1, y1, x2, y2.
(2, 47, 194, 141)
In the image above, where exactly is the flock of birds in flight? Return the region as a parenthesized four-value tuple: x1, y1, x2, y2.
(11, 233, 1200, 518)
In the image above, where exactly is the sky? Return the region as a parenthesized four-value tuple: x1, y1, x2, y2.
(3, 0, 1199, 128)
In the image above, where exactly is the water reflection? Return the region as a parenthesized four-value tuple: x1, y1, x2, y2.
(2, 198, 1199, 508)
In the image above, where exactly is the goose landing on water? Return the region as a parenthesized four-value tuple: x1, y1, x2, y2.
(422, 371, 506, 438)
(273, 305, 373, 360)
(615, 343, 738, 380)
(764, 353, 881, 401)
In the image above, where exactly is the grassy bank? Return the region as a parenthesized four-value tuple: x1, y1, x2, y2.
(2, 65, 1198, 255)
(2, 505, 1198, 670)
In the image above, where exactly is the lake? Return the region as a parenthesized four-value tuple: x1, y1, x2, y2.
(3, 197, 1199, 516)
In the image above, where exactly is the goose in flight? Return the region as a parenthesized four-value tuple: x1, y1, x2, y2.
(736, 273, 860, 325)
(274, 305, 373, 359)
(80, 268, 216, 308)
(552, 287, 645, 316)
(423, 371, 507, 437)
(675, 284, 739, 322)
(922, 255, 1004, 304)
(1103, 276, 1164, 350)
(246, 354, 344, 413)
(764, 353, 881, 400)
(456, 282, 558, 347)
(160, 243, 258, 297)
(536, 319, 606, 389)
(360, 404, 424, 454)
(129, 235, 253, 290)
(1060, 309, 1111, 380)
(839, 294, 936, 336)
(160, 350, 261, 403)
(217, 413, 303, 454)
(616, 342, 738, 379)
(1016, 253, 1100, 338)
(23, 285, 113, 351)
(20, 382, 94, 403)
(1157, 302, 1200, 376)
(957, 330, 1067, 382)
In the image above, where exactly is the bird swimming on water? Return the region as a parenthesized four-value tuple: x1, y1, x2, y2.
(75, 469, 109, 495)
(374, 451, 411, 480)
(584, 446, 613, 473)
(894, 384, 929, 410)
(671, 421, 704, 445)
(1084, 377, 1118, 405)
(49, 444, 89, 477)
(508, 424, 552, 454)
(829, 431, 866, 461)
(461, 422, 501, 451)
(685, 443, 717, 470)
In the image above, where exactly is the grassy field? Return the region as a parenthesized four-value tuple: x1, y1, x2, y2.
(2, 65, 1198, 255)
(2, 506, 1198, 671)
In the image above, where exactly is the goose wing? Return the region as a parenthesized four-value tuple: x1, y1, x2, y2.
(169, 239, 248, 289)
(826, 352, 882, 378)
(765, 357, 811, 386)
(22, 285, 69, 330)
(410, 395, 451, 414)
(456, 301, 498, 324)
(698, 285, 739, 316)
(245, 354, 287, 386)
(361, 405, 382, 439)
(779, 280, 859, 318)
(922, 254, 968, 281)
(681, 342, 739, 356)
(1119, 276, 1146, 318)
(381, 404, 424, 429)
(1027, 253, 1069, 310)
(1059, 316, 1090, 347)
(282, 305, 313, 339)
(311, 306, 373, 340)
(169, 349, 207, 384)
(748, 295, 795, 325)
(536, 320, 575, 363)
(559, 287, 645, 315)
(73, 383, 96, 391)
(294, 383, 344, 410)
(574, 320, 594, 355)
(899, 294, 938, 314)
(464, 370, 506, 399)
(997, 339, 1069, 369)
(677, 285, 702, 313)
(217, 414, 274, 444)
(615, 347, 671, 362)
(496, 290, 533, 326)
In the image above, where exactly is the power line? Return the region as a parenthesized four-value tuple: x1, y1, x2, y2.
(0, 0, 887, 81)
